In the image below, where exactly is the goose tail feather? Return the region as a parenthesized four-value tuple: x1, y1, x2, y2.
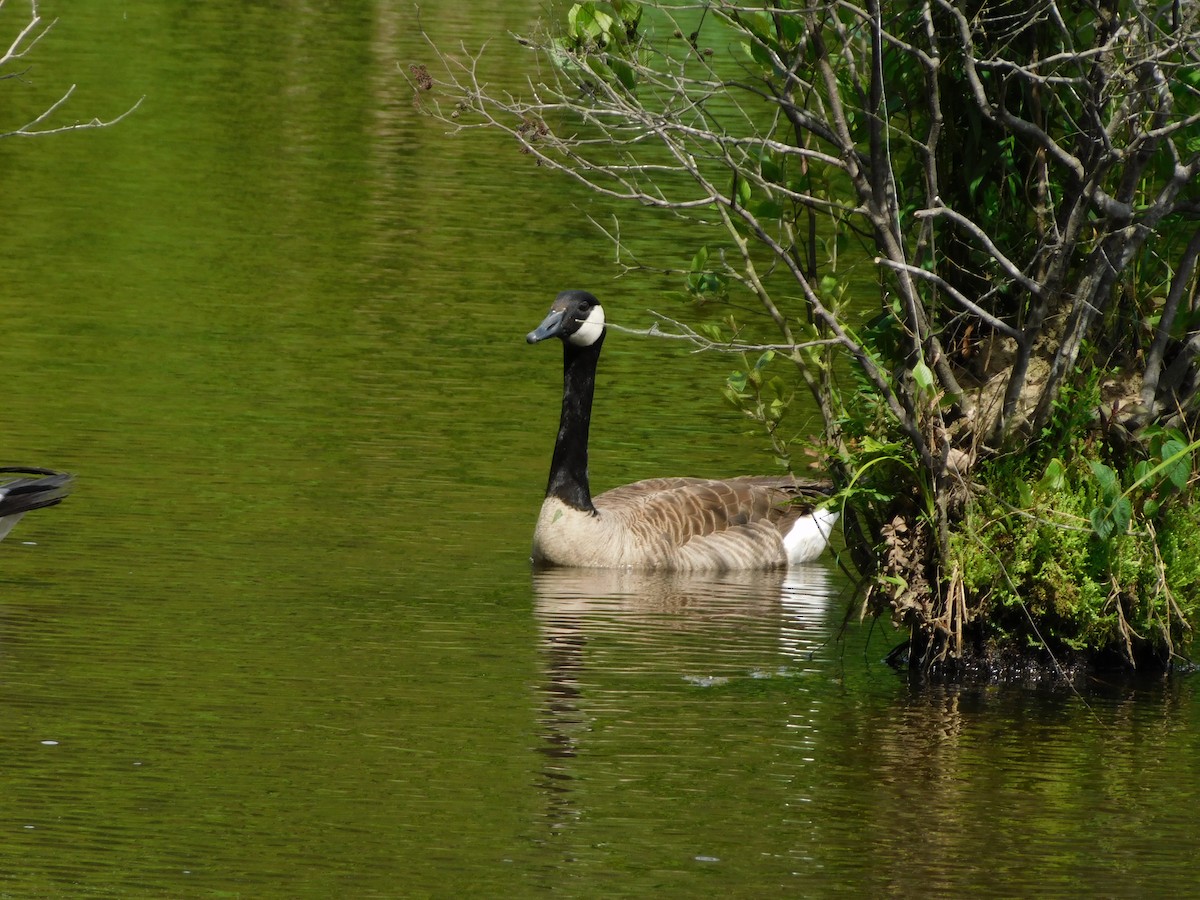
(783, 506, 839, 565)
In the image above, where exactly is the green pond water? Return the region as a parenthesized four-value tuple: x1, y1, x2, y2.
(0, 2, 1196, 896)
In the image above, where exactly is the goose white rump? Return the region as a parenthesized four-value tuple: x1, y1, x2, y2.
(527, 290, 837, 571)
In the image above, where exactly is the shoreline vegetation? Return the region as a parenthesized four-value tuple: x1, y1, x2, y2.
(417, 0, 1200, 681)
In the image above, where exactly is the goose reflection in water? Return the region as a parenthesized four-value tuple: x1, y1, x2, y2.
(529, 565, 837, 838)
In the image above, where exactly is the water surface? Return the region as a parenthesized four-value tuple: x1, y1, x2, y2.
(0, 2, 1194, 896)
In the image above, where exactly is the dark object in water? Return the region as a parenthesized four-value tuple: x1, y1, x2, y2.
(0, 467, 73, 543)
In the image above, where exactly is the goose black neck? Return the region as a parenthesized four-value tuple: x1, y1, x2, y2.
(546, 333, 605, 512)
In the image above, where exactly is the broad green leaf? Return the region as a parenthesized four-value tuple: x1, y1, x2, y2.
(759, 154, 782, 183)
(589, 7, 615, 38)
(1037, 458, 1065, 493)
(740, 11, 775, 44)
(1017, 480, 1033, 509)
(912, 360, 934, 394)
(611, 0, 642, 30)
(1160, 438, 1190, 489)
(775, 13, 804, 46)
(1088, 460, 1119, 499)
(569, 4, 613, 42)
(1111, 497, 1132, 533)
(549, 41, 574, 70)
(1089, 507, 1114, 541)
(752, 199, 783, 219)
(607, 56, 636, 91)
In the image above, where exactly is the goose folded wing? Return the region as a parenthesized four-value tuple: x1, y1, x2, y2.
(595, 477, 830, 569)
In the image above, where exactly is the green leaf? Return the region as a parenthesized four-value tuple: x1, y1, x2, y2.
(611, 0, 642, 31)
(1160, 438, 1190, 490)
(1017, 480, 1034, 509)
(740, 11, 776, 44)
(1088, 460, 1120, 499)
(736, 177, 751, 207)
(566, 4, 591, 40)
(759, 154, 782, 183)
(752, 198, 783, 219)
(568, 3, 614, 43)
(912, 360, 934, 394)
(775, 13, 804, 46)
(754, 349, 775, 370)
(588, 7, 615, 39)
(1090, 494, 1132, 540)
(1133, 459, 1152, 484)
(1111, 497, 1132, 533)
(607, 56, 637, 91)
(1089, 506, 1114, 541)
(549, 40, 575, 70)
(691, 245, 709, 273)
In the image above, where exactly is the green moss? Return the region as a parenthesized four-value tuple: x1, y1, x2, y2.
(948, 456, 1198, 668)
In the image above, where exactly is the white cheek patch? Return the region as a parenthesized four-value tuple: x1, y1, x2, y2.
(568, 305, 606, 346)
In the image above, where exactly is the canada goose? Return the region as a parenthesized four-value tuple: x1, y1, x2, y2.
(527, 290, 837, 570)
(0, 467, 72, 543)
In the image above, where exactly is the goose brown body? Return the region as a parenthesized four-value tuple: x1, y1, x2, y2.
(527, 290, 837, 571)
(534, 475, 832, 570)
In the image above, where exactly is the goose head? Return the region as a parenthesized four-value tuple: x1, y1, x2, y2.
(527, 290, 606, 348)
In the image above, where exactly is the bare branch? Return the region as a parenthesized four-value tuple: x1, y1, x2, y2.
(933, 0, 1087, 182)
(1, 87, 143, 139)
(1, 2, 143, 140)
(1142, 227, 1200, 417)
(608, 316, 841, 354)
(875, 257, 1022, 341)
(0, 1, 53, 71)
(915, 203, 1045, 299)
